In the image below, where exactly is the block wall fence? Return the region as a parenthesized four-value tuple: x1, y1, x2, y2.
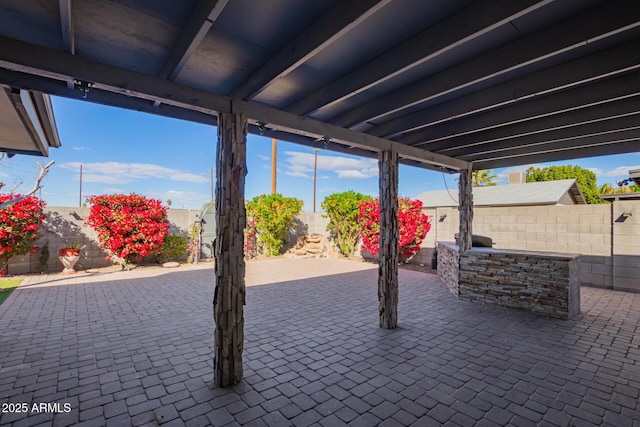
(8, 202, 639, 293)
(7, 208, 331, 275)
(8, 207, 200, 275)
(421, 201, 639, 293)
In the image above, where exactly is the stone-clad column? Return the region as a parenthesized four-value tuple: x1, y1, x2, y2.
(378, 150, 399, 329)
(458, 167, 473, 253)
(213, 112, 247, 387)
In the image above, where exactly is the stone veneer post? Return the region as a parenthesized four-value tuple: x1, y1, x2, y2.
(458, 167, 473, 253)
(378, 150, 399, 329)
(213, 112, 247, 387)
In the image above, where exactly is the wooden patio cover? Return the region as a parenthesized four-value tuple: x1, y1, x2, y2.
(0, 0, 638, 385)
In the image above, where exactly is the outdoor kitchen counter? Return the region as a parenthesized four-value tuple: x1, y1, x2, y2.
(437, 242, 581, 319)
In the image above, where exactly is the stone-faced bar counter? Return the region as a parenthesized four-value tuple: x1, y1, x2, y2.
(438, 242, 581, 319)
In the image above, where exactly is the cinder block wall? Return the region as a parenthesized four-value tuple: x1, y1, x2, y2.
(611, 201, 640, 292)
(8, 207, 201, 275)
(420, 201, 639, 293)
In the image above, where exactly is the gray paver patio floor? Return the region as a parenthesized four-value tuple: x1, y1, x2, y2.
(0, 258, 639, 426)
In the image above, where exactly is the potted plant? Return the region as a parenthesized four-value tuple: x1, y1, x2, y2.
(58, 241, 81, 274)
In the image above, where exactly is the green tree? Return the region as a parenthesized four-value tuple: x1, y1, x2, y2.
(526, 165, 605, 204)
(472, 169, 498, 187)
(322, 191, 372, 257)
(246, 194, 303, 256)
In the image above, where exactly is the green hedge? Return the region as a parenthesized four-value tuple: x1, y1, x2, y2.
(157, 235, 187, 263)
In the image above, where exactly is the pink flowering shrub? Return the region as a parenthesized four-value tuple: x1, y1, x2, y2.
(86, 194, 169, 268)
(358, 197, 431, 259)
(0, 194, 46, 275)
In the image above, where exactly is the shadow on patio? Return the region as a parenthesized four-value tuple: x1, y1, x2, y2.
(0, 259, 638, 426)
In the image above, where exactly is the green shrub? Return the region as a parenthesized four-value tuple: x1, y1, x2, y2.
(322, 191, 371, 257)
(158, 235, 187, 263)
(246, 194, 303, 256)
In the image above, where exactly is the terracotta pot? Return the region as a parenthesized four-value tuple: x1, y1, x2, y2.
(59, 249, 81, 274)
(59, 248, 81, 257)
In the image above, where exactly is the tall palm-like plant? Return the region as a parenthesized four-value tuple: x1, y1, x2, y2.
(599, 183, 615, 194)
(472, 169, 498, 187)
(599, 183, 639, 194)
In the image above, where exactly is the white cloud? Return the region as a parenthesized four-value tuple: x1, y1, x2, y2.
(148, 190, 210, 208)
(71, 146, 90, 151)
(319, 187, 341, 194)
(59, 162, 208, 184)
(82, 173, 129, 185)
(102, 187, 127, 194)
(285, 171, 310, 178)
(598, 165, 640, 178)
(258, 154, 270, 161)
(336, 169, 377, 179)
(586, 167, 603, 177)
(283, 151, 378, 180)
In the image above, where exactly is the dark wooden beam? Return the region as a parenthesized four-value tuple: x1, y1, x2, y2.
(465, 127, 640, 162)
(0, 35, 467, 171)
(232, 0, 392, 100)
(443, 102, 640, 158)
(213, 112, 247, 387)
(59, 0, 74, 54)
(0, 69, 218, 126)
(402, 71, 640, 149)
(358, 39, 640, 139)
(159, 0, 229, 80)
(332, 0, 640, 130)
(285, 0, 548, 115)
(237, 100, 468, 169)
(378, 150, 399, 329)
(475, 139, 640, 170)
(58, 0, 75, 89)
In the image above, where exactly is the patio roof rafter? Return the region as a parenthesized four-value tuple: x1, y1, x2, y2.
(285, 0, 552, 116)
(441, 103, 640, 157)
(331, 0, 640, 130)
(58, 0, 74, 55)
(58, 0, 75, 90)
(364, 39, 640, 140)
(159, 0, 229, 81)
(465, 126, 640, 162)
(401, 71, 640, 149)
(231, 0, 393, 100)
(476, 139, 640, 170)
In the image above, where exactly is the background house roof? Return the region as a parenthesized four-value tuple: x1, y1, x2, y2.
(0, 1, 638, 171)
(416, 179, 586, 207)
(0, 86, 61, 157)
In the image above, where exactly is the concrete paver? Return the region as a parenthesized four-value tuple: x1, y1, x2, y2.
(0, 258, 639, 426)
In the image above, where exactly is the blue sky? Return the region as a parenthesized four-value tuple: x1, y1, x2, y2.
(1, 97, 638, 211)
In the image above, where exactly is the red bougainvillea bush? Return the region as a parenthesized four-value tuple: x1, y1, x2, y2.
(358, 197, 431, 259)
(0, 194, 46, 275)
(86, 194, 169, 268)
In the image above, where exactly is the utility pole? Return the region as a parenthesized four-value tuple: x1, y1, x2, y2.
(271, 138, 277, 194)
(79, 164, 83, 207)
(313, 147, 319, 213)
